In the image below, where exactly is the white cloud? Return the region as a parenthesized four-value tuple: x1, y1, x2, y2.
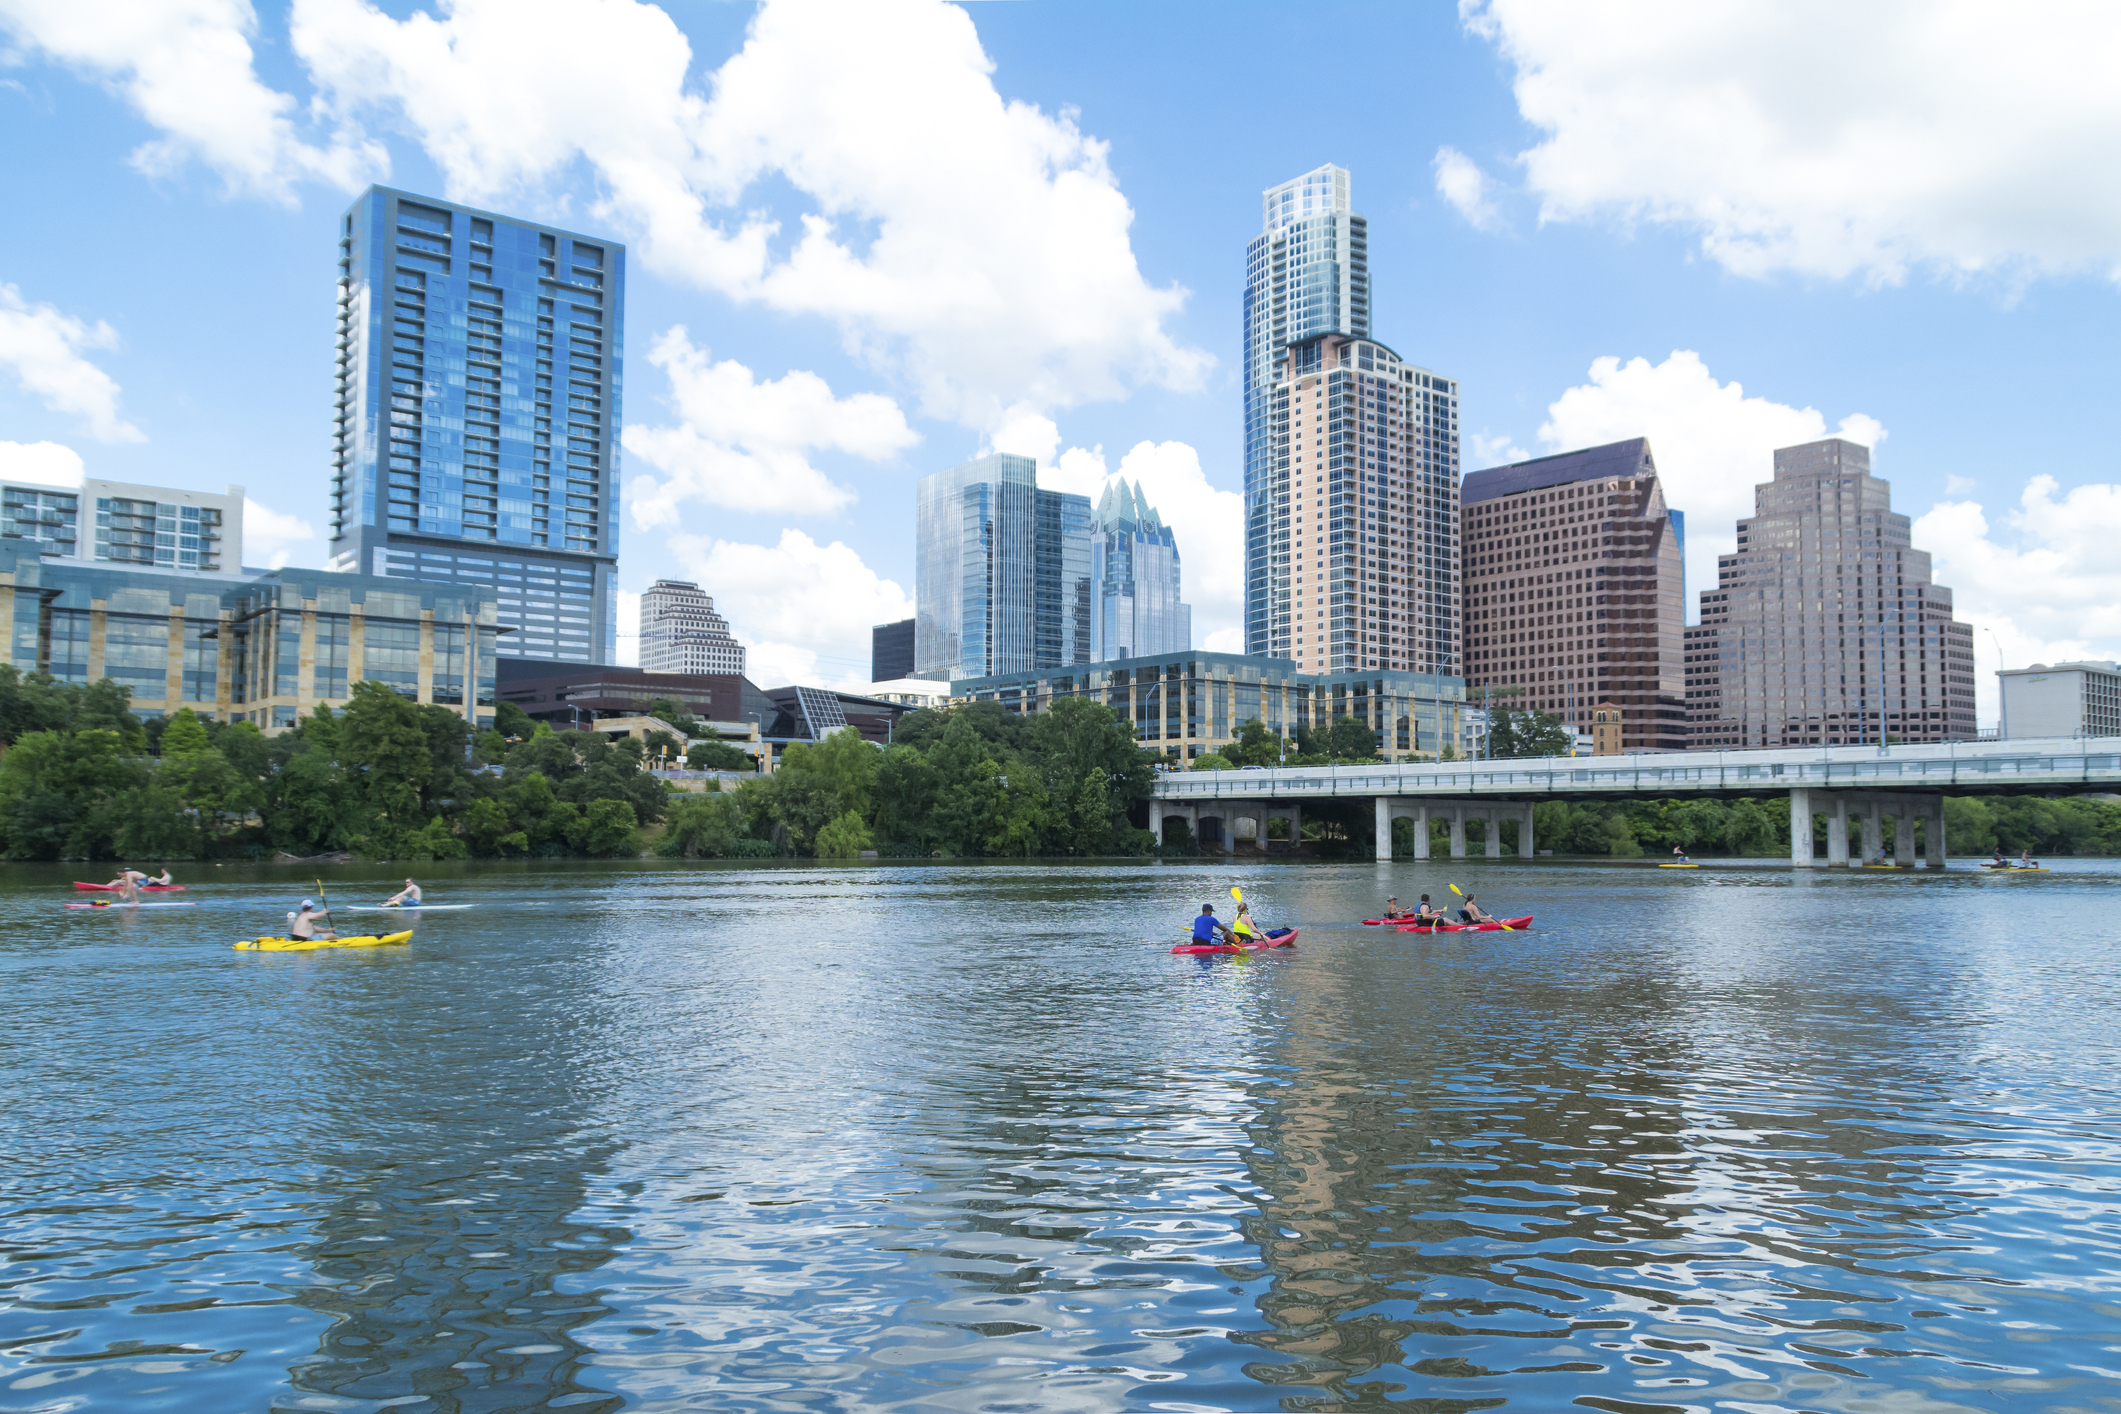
(1535, 350, 1884, 609)
(289, 0, 1209, 425)
(621, 326, 916, 526)
(0, 283, 142, 442)
(242, 496, 317, 569)
(1433, 146, 1501, 231)
(0, 440, 85, 487)
(1467, 430, 1528, 467)
(668, 527, 913, 691)
(1014, 417, 1244, 653)
(1466, 0, 2121, 284)
(1914, 478, 2121, 725)
(0, 0, 382, 201)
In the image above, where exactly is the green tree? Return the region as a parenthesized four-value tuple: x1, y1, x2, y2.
(814, 808, 874, 858)
(1191, 752, 1235, 770)
(579, 798, 639, 857)
(780, 726, 878, 817)
(1228, 718, 1289, 767)
(1324, 714, 1378, 761)
(493, 700, 536, 741)
(872, 744, 938, 849)
(159, 706, 212, 757)
(656, 792, 753, 858)
(635, 697, 703, 737)
(0, 665, 68, 746)
(686, 739, 754, 772)
(0, 729, 145, 859)
(1487, 706, 1572, 759)
(460, 797, 528, 856)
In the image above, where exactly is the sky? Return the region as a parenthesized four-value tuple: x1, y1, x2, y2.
(2, 0, 2119, 727)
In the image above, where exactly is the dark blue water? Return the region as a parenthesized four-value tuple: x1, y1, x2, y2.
(4, 858, 2119, 1412)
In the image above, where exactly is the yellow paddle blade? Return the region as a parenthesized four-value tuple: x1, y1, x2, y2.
(1230, 885, 1243, 903)
(1449, 883, 1465, 896)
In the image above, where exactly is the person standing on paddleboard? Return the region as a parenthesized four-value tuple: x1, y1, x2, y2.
(384, 878, 423, 907)
(1191, 904, 1236, 947)
(289, 900, 338, 942)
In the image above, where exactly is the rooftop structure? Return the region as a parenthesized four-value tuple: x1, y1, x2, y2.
(1089, 479, 1189, 661)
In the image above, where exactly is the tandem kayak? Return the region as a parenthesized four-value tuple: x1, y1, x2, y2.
(1394, 915, 1533, 934)
(67, 900, 198, 909)
(233, 930, 413, 952)
(74, 881, 186, 891)
(1172, 927, 1299, 955)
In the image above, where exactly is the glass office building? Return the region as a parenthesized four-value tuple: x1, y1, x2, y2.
(913, 454, 1090, 680)
(1089, 479, 1190, 661)
(328, 185, 621, 663)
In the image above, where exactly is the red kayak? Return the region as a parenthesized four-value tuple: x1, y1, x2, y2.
(74, 880, 186, 892)
(1394, 915, 1533, 934)
(1362, 917, 1414, 926)
(1172, 927, 1299, 955)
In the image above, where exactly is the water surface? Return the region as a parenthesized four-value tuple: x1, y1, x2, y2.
(5, 857, 2119, 1412)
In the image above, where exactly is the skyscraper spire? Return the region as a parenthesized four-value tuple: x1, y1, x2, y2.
(1089, 479, 1189, 662)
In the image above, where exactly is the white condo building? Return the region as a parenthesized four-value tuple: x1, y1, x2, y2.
(1, 478, 243, 576)
(639, 579, 746, 675)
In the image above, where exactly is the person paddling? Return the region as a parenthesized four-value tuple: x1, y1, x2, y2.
(289, 899, 338, 942)
(1232, 900, 1259, 942)
(1988, 847, 2007, 869)
(1459, 893, 1497, 925)
(1190, 904, 1237, 948)
(1410, 893, 1447, 928)
(384, 878, 423, 907)
(1671, 845, 1690, 864)
(1382, 896, 1405, 920)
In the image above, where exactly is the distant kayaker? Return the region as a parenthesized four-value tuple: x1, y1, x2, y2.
(1988, 847, 2007, 869)
(1671, 845, 1690, 864)
(1459, 894, 1497, 925)
(289, 899, 337, 942)
(2018, 849, 2038, 869)
(1412, 894, 1447, 927)
(1191, 904, 1236, 948)
(1383, 896, 1405, 919)
(149, 868, 173, 886)
(384, 878, 423, 907)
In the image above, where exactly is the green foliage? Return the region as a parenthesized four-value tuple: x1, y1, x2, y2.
(1228, 718, 1289, 767)
(635, 697, 703, 738)
(1487, 706, 1573, 759)
(493, 700, 535, 741)
(579, 798, 640, 857)
(686, 739, 754, 772)
(1323, 714, 1379, 761)
(0, 728, 143, 859)
(814, 808, 874, 858)
(656, 792, 752, 858)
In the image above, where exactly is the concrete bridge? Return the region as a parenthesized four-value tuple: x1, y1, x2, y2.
(1148, 735, 2121, 868)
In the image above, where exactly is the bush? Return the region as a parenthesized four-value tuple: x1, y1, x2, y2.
(814, 808, 874, 858)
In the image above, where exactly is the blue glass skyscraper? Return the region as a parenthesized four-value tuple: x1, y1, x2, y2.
(1089, 480, 1190, 661)
(913, 454, 1089, 680)
(328, 186, 621, 663)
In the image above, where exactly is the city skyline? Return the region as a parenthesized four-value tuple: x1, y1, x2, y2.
(2, 4, 2117, 720)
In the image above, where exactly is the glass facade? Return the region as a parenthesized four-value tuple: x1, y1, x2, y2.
(953, 650, 1468, 762)
(0, 539, 501, 729)
(913, 455, 1090, 680)
(329, 185, 621, 663)
(1242, 167, 1461, 682)
(1089, 479, 1190, 661)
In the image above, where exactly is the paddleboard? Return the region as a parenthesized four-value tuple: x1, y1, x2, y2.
(1658, 862, 1698, 868)
(348, 903, 475, 911)
(66, 900, 199, 909)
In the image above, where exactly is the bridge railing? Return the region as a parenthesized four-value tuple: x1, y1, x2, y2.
(1151, 736, 2121, 799)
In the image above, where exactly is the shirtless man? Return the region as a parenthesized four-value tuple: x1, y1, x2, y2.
(148, 868, 174, 886)
(383, 878, 423, 907)
(289, 899, 337, 942)
(1382, 896, 1406, 919)
(111, 867, 148, 904)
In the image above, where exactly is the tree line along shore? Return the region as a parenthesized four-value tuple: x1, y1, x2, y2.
(0, 666, 2111, 862)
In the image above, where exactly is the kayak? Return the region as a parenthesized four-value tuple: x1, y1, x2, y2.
(1172, 927, 1299, 955)
(233, 930, 413, 952)
(349, 903, 475, 911)
(74, 881, 185, 891)
(1362, 917, 1415, 926)
(1658, 862, 1698, 868)
(67, 900, 198, 909)
(1394, 914, 1533, 934)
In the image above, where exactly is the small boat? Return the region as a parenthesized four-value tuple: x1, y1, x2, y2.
(66, 900, 198, 909)
(349, 902, 475, 911)
(74, 880, 185, 892)
(1361, 916, 1413, 926)
(233, 930, 413, 952)
(1394, 914, 1533, 934)
(1658, 861, 1698, 868)
(1172, 927, 1299, 955)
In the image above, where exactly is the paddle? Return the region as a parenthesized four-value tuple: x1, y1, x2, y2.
(1449, 882, 1513, 931)
(314, 876, 342, 942)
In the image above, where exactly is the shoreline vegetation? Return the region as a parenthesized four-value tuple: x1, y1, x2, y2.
(0, 666, 2112, 862)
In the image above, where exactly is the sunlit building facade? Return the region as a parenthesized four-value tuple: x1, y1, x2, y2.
(639, 578, 745, 676)
(913, 454, 1090, 680)
(1089, 479, 1189, 661)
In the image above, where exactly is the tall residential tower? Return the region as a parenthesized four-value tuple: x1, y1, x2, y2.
(639, 579, 745, 676)
(1242, 165, 1461, 676)
(328, 186, 621, 663)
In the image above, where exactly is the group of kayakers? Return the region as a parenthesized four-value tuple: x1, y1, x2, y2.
(98, 866, 175, 902)
(1379, 893, 1501, 927)
(1984, 847, 2041, 870)
(1190, 899, 1265, 947)
(286, 879, 425, 941)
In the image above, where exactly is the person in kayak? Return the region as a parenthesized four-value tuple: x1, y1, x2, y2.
(1459, 894, 1497, 925)
(1232, 900, 1259, 941)
(1988, 847, 2007, 869)
(1411, 894, 1447, 927)
(384, 878, 423, 907)
(1671, 845, 1689, 864)
(289, 899, 338, 942)
(1191, 904, 1237, 948)
(1382, 896, 1405, 919)
(149, 868, 174, 886)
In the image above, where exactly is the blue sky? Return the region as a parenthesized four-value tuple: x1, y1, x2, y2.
(2, 0, 2117, 723)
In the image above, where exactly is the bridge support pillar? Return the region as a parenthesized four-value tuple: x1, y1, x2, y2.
(1148, 799, 1163, 844)
(1895, 802, 1917, 867)
(1414, 804, 1430, 860)
(1375, 796, 1392, 862)
(1926, 795, 1947, 869)
(1520, 804, 1535, 859)
(1449, 807, 1467, 859)
(1861, 798, 1884, 865)
(1790, 788, 1816, 868)
(1827, 796, 1850, 867)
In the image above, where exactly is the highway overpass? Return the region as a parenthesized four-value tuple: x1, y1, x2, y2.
(1148, 735, 2121, 867)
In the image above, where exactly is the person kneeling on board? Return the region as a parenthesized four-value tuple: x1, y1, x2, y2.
(1191, 904, 1237, 948)
(289, 899, 338, 942)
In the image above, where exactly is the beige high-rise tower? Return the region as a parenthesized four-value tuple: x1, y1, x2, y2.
(1685, 438, 1976, 747)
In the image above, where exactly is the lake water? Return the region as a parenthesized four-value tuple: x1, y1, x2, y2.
(5, 857, 2120, 1413)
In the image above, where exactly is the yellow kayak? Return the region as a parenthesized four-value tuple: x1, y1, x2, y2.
(1658, 862, 1698, 868)
(233, 930, 413, 952)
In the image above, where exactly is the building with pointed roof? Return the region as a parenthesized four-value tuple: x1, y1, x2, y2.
(1090, 479, 1190, 662)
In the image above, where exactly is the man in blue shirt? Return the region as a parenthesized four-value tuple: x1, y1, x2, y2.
(1191, 904, 1237, 947)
